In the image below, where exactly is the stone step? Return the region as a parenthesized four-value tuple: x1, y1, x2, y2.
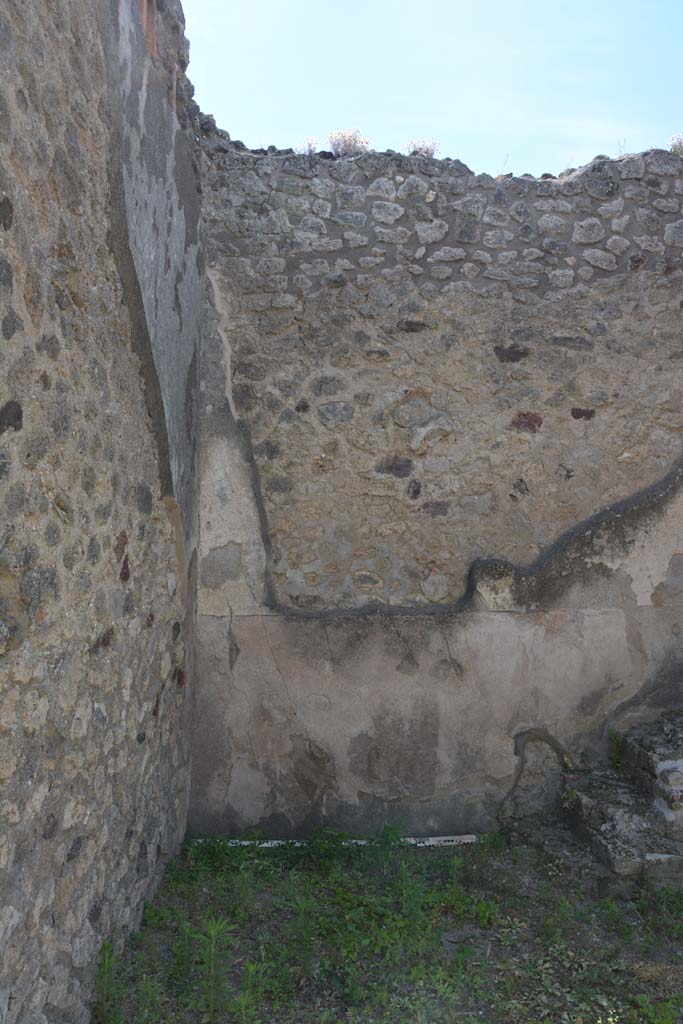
(563, 768, 683, 883)
(616, 711, 683, 822)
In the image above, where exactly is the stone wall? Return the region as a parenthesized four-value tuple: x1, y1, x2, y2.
(191, 133, 683, 837)
(201, 137, 683, 612)
(0, 2, 201, 1021)
(3, 0, 683, 1012)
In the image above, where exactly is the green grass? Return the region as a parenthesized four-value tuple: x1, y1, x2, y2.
(97, 829, 683, 1023)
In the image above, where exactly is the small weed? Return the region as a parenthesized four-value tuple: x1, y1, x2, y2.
(297, 136, 318, 156)
(600, 896, 634, 940)
(302, 827, 354, 873)
(191, 915, 234, 1022)
(168, 918, 195, 997)
(133, 976, 164, 1023)
(230, 962, 268, 1024)
(608, 728, 623, 769)
(471, 896, 499, 927)
(636, 882, 683, 941)
(93, 940, 124, 1024)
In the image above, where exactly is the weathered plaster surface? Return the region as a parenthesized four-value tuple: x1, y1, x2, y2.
(106, 0, 202, 549)
(192, 490, 683, 835)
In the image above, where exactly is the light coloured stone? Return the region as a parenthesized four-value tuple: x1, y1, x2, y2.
(548, 268, 574, 288)
(367, 177, 397, 199)
(607, 236, 630, 255)
(573, 218, 605, 244)
(635, 235, 665, 253)
(483, 228, 514, 248)
(537, 213, 566, 234)
(582, 248, 617, 270)
(415, 219, 450, 243)
(664, 220, 683, 246)
(397, 175, 429, 198)
(371, 201, 405, 224)
(428, 246, 466, 261)
(420, 572, 449, 601)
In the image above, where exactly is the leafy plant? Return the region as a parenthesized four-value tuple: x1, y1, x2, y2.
(471, 896, 499, 927)
(628, 994, 683, 1024)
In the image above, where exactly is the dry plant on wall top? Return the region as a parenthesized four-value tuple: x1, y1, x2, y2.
(298, 136, 319, 156)
(405, 138, 440, 157)
(328, 129, 371, 157)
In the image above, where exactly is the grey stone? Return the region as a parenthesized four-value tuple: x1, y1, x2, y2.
(428, 246, 466, 261)
(415, 219, 449, 243)
(459, 491, 494, 514)
(617, 155, 644, 179)
(337, 186, 366, 209)
(482, 207, 510, 226)
(582, 248, 617, 270)
(635, 207, 661, 232)
(572, 218, 605, 244)
(482, 228, 514, 248)
(343, 231, 369, 248)
(664, 220, 683, 246)
(420, 571, 448, 601)
(653, 197, 679, 213)
(645, 150, 680, 175)
(547, 268, 574, 288)
(598, 198, 624, 216)
(367, 177, 396, 199)
(537, 213, 566, 234)
(318, 401, 354, 426)
(510, 200, 530, 222)
(634, 235, 665, 253)
(397, 175, 429, 198)
(299, 214, 327, 234)
(334, 210, 367, 228)
(371, 201, 405, 224)
(606, 236, 630, 255)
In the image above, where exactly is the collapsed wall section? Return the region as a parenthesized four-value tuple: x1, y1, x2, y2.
(192, 135, 683, 837)
(0, 2, 202, 1021)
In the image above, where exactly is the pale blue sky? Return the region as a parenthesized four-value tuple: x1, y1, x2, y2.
(181, 0, 682, 176)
